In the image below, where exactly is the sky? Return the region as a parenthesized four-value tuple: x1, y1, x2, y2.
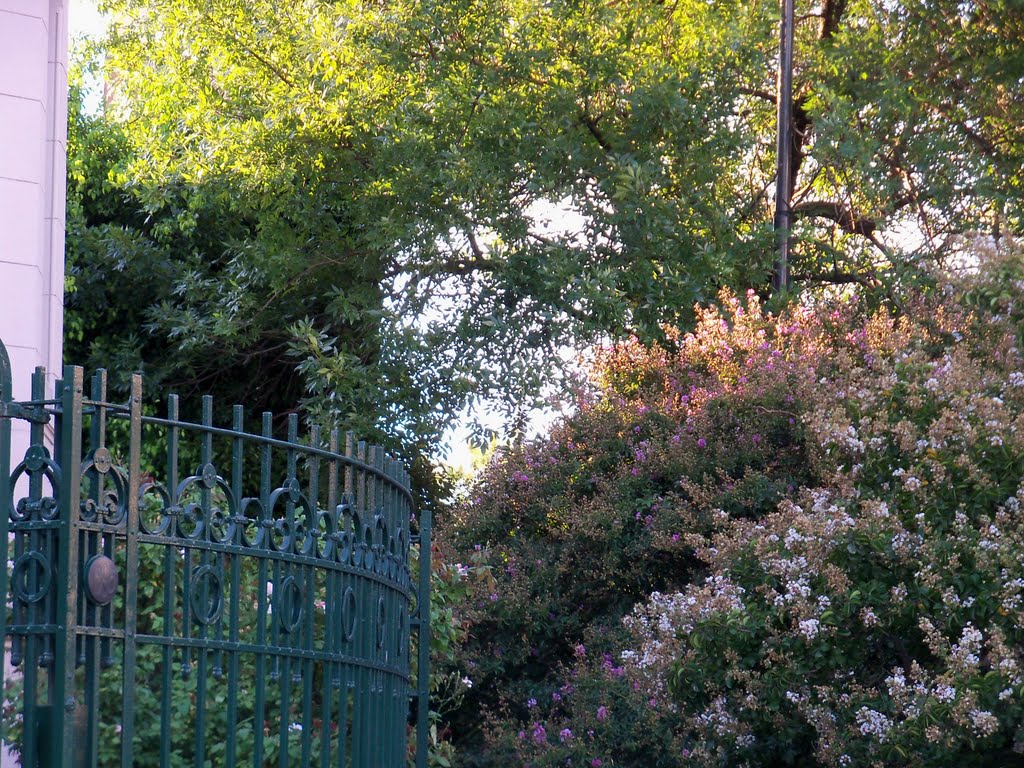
(69, 0, 106, 38)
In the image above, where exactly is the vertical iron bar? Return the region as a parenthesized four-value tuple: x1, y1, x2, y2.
(320, 428, 340, 768)
(416, 507, 431, 768)
(226, 404, 244, 768)
(773, 0, 795, 293)
(121, 374, 143, 766)
(21, 370, 46, 768)
(301, 426, 318, 766)
(353, 441, 367, 768)
(252, 411, 273, 768)
(159, 395, 180, 768)
(336, 432, 355, 768)
(53, 363, 84, 768)
(276, 414, 297, 768)
(371, 447, 384, 767)
(82, 370, 104, 768)
(193, 396, 213, 768)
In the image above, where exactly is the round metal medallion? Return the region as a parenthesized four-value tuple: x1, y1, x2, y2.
(85, 555, 118, 605)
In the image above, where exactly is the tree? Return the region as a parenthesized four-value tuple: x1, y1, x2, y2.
(87, 0, 1023, 449)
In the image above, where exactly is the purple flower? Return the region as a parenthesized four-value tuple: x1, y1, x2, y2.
(559, 728, 573, 743)
(591, 760, 603, 767)
(596, 706, 609, 722)
(552, 692, 562, 702)
(752, 433, 762, 444)
(527, 698, 537, 709)
(532, 723, 546, 745)
(697, 438, 707, 448)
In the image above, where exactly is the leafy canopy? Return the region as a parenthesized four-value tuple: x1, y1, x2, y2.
(81, 0, 1024, 453)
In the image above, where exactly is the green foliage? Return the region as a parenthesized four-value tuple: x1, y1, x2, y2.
(72, 0, 1024, 460)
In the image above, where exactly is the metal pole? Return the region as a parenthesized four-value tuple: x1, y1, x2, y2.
(773, 0, 795, 293)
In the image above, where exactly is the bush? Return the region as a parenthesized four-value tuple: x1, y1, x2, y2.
(621, 248, 1024, 766)
(447, 244, 1024, 767)
(445, 290, 828, 764)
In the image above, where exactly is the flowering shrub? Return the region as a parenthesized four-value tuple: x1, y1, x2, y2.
(448, 244, 1024, 766)
(444, 290, 829, 763)
(621, 249, 1024, 766)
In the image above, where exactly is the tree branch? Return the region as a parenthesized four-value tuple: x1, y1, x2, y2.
(735, 86, 776, 104)
(791, 269, 876, 287)
(579, 111, 614, 154)
(791, 200, 878, 236)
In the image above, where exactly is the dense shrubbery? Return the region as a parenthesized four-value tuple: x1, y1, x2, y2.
(442, 246, 1024, 767)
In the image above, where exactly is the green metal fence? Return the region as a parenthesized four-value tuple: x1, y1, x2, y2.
(0, 338, 431, 767)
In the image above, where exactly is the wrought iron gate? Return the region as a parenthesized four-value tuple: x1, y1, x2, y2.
(0, 338, 431, 767)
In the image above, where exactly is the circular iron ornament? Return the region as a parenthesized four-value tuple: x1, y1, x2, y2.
(341, 587, 357, 642)
(189, 566, 223, 626)
(11, 552, 51, 604)
(23, 445, 49, 473)
(314, 510, 334, 559)
(376, 596, 386, 649)
(277, 576, 304, 634)
(360, 523, 373, 571)
(92, 447, 113, 475)
(84, 555, 118, 605)
(200, 463, 218, 489)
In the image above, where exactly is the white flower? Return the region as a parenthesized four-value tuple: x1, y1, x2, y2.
(933, 684, 956, 703)
(797, 619, 821, 641)
(969, 709, 999, 737)
(856, 707, 892, 742)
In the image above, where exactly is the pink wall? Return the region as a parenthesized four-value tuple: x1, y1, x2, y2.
(0, 0, 67, 421)
(0, 5, 67, 761)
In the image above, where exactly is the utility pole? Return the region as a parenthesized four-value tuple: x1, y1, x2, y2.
(773, 0, 795, 293)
